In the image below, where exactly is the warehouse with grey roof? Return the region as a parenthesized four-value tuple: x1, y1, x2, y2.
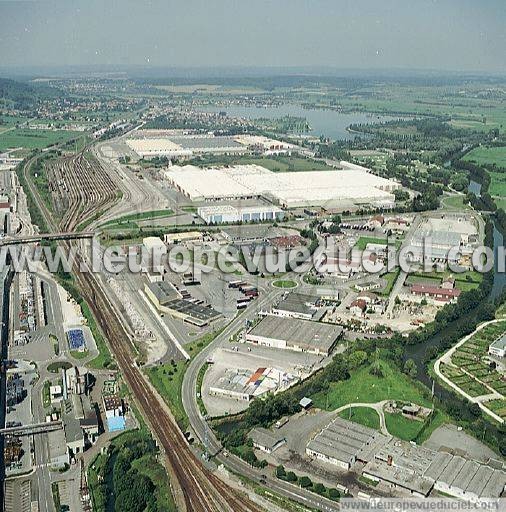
(246, 316, 342, 356)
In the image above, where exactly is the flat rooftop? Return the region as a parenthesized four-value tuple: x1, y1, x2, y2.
(273, 293, 318, 318)
(490, 333, 506, 351)
(147, 281, 180, 305)
(163, 163, 399, 206)
(247, 315, 343, 353)
(221, 224, 297, 241)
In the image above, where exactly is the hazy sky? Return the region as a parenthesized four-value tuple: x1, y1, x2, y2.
(1, 0, 505, 73)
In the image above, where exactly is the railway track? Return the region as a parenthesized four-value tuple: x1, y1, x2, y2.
(45, 149, 117, 232)
(22, 152, 265, 512)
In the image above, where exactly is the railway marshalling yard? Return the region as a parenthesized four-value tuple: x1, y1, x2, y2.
(2, 125, 505, 512)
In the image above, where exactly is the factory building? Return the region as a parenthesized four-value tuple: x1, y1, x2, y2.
(209, 367, 295, 402)
(126, 133, 294, 159)
(246, 316, 343, 356)
(306, 417, 388, 470)
(408, 216, 479, 269)
(126, 134, 248, 158)
(198, 204, 284, 224)
(361, 437, 506, 502)
(249, 427, 286, 454)
(144, 280, 221, 326)
(271, 293, 322, 321)
(163, 163, 399, 209)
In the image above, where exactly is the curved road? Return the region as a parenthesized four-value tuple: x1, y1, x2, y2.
(181, 283, 343, 512)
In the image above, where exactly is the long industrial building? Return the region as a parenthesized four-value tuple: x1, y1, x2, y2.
(198, 204, 284, 224)
(306, 418, 506, 502)
(126, 133, 294, 158)
(245, 316, 343, 356)
(163, 162, 399, 209)
(306, 417, 388, 470)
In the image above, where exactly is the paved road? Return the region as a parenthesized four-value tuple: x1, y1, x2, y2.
(333, 401, 390, 436)
(434, 319, 504, 424)
(181, 285, 342, 512)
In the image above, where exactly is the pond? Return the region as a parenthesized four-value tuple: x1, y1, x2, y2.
(200, 104, 404, 141)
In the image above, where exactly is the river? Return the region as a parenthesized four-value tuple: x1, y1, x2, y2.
(404, 177, 504, 396)
(200, 104, 404, 141)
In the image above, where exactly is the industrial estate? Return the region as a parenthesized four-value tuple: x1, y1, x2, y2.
(0, 4, 505, 512)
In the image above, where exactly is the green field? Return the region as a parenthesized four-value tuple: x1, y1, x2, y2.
(384, 412, 425, 441)
(312, 359, 432, 410)
(0, 128, 82, 152)
(338, 407, 380, 430)
(462, 147, 506, 197)
(146, 329, 220, 430)
(378, 268, 401, 296)
(463, 146, 506, 168)
(187, 154, 333, 172)
(441, 194, 472, 211)
(353, 236, 388, 251)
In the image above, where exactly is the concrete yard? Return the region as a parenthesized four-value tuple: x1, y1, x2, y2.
(202, 345, 324, 416)
(423, 424, 499, 464)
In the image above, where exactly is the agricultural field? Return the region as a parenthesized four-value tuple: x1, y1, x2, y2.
(440, 364, 490, 397)
(463, 147, 506, 199)
(485, 399, 506, 421)
(331, 84, 506, 134)
(0, 128, 82, 152)
(463, 146, 506, 168)
(443, 321, 506, 398)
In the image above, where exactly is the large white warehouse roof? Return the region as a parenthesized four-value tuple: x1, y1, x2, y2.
(163, 163, 399, 207)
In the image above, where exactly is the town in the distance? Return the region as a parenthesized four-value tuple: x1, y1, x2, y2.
(0, 5, 506, 512)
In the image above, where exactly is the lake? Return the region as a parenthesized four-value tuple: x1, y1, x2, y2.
(200, 104, 403, 141)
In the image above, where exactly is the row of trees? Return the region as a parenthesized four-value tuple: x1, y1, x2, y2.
(275, 466, 341, 501)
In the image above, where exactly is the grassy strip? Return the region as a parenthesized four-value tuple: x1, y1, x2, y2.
(272, 279, 297, 289)
(338, 407, 380, 430)
(384, 412, 426, 441)
(78, 300, 113, 369)
(196, 363, 210, 417)
(146, 328, 222, 431)
(99, 208, 174, 228)
(276, 466, 341, 502)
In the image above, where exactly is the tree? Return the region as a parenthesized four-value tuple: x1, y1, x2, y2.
(369, 360, 384, 377)
(285, 471, 297, 482)
(403, 359, 418, 378)
(276, 465, 286, 479)
(328, 488, 341, 500)
(347, 350, 368, 369)
(299, 476, 312, 488)
(313, 483, 326, 495)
